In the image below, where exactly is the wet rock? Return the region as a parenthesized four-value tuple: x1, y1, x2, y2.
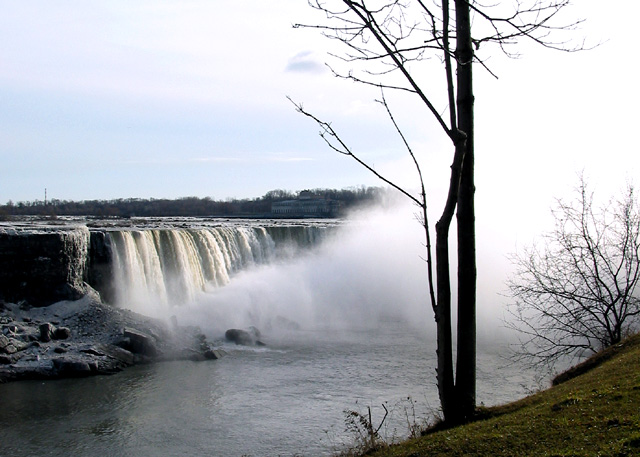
(53, 326, 71, 340)
(82, 344, 135, 367)
(0, 227, 90, 307)
(1, 294, 225, 383)
(225, 327, 265, 346)
(0, 335, 19, 355)
(204, 349, 225, 360)
(123, 328, 158, 357)
(0, 355, 13, 364)
(3, 324, 18, 335)
(0, 334, 11, 352)
(39, 323, 54, 342)
(0, 351, 25, 365)
(53, 358, 93, 377)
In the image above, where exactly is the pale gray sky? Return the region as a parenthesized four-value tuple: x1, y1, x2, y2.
(0, 0, 637, 220)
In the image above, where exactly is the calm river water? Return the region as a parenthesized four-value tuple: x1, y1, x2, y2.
(0, 323, 533, 457)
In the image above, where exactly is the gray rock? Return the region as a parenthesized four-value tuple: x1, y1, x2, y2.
(53, 326, 71, 340)
(0, 334, 17, 355)
(0, 227, 90, 307)
(3, 324, 18, 335)
(123, 328, 158, 357)
(1, 293, 224, 383)
(39, 323, 54, 342)
(225, 328, 265, 346)
(204, 349, 225, 360)
(81, 344, 135, 367)
(0, 354, 13, 364)
(0, 334, 10, 352)
(52, 358, 92, 377)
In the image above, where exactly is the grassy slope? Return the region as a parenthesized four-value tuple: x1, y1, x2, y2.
(371, 334, 640, 457)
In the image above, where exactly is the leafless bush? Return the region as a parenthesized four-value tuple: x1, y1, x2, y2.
(507, 175, 640, 370)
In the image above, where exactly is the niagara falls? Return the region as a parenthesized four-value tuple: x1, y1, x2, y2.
(2, 1, 637, 455)
(0, 206, 535, 456)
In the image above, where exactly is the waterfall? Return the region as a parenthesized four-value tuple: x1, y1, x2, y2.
(106, 224, 330, 310)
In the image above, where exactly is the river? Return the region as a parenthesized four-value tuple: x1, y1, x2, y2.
(0, 323, 532, 456)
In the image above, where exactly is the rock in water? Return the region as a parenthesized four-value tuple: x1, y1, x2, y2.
(225, 328, 265, 346)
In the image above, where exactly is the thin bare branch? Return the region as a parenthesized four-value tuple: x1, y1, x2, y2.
(288, 97, 422, 208)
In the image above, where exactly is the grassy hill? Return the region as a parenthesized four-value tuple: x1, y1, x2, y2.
(368, 334, 640, 457)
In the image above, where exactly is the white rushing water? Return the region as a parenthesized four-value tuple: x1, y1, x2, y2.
(106, 223, 332, 316)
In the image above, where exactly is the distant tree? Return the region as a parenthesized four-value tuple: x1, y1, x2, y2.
(263, 189, 297, 201)
(293, 0, 586, 423)
(507, 176, 640, 369)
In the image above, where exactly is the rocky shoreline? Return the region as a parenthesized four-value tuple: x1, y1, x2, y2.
(0, 291, 224, 383)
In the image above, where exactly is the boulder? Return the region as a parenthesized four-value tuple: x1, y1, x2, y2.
(53, 326, 71, 340)
(0, 334, 11, 353)
(122, 328, 158, 357)
(82, 344, 136, 368)
(39, 323, 54, 342)
(225, 328, 265, 346)
(52, 358, 93, 377)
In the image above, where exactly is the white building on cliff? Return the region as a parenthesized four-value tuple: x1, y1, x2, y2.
(271, 191, 339, 218)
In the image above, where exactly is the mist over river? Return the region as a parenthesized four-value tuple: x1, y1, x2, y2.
(0, 207, 537, 456)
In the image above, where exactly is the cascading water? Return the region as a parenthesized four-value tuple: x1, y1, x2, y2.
(107, 224, 330, 313)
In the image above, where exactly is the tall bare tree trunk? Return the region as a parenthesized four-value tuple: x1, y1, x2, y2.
(433, 129, 466, 422)
(454, 0, 476, 422)
(435, 200, 456, 421)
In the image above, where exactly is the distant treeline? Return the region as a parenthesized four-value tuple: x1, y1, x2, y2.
(0, 187, 384, 218)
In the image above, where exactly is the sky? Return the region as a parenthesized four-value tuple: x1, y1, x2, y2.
(1, 2, 639, 234)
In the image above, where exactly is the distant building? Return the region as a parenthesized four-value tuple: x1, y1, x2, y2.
(271, 191, 340, 218)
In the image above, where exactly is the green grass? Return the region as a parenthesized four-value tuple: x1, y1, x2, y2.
(367, 334, 640, 457)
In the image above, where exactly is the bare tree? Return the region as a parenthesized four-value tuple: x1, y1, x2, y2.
(293, 0, 585, 424)
(507, 176, 640, 369)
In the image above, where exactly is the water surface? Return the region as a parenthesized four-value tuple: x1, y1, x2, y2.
(0, 323, 531, 456)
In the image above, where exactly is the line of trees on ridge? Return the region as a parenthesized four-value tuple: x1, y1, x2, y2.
(0, 186, 383, 218)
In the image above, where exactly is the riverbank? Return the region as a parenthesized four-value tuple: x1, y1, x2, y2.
(0, 292, 223, 382)
(364, 333, 640, 457)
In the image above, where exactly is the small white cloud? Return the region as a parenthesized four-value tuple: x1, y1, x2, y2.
(285, 51, 326, 74)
